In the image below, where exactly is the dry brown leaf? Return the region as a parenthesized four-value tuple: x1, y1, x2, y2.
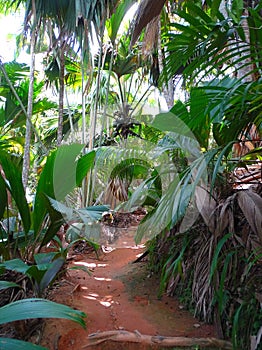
(130, 0, 166, 46)
(237, 189, 262, 244)
(195, 186, 217, 233)
(142, 16, 160, 56)
(218, 194, 237, 235)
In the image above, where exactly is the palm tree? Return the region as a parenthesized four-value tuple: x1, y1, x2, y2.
(2, 0, 119, 187)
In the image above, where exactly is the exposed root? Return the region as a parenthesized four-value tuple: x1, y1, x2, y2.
(83, 330, 233, 349)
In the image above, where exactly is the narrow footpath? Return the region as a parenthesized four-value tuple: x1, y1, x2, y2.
(40, 239, 222, 350)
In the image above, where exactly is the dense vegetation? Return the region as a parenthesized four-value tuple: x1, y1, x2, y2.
(0, 0, 261, 349)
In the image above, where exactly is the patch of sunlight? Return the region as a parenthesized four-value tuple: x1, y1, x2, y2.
(85, 295, 97, 301)
(73, 261, 108, 268)
(100, 295, 114, 308)
(100, 301, 112, 308)
(88, 292, 99, 297)
(114, 243, 146, 249)
(83, 292, 114, 308)
(94, 277, 112, 282)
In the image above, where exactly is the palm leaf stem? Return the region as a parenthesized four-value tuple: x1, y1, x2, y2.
(130, 83, 153, 119)
(98, 43, 116, 146)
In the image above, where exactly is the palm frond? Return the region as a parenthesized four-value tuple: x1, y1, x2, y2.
(163, 2, 262, 85)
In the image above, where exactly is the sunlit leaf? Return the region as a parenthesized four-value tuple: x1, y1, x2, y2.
(0, 298, 86, 328)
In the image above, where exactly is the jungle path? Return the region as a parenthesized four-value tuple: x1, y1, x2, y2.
(40, 230, 221, 350)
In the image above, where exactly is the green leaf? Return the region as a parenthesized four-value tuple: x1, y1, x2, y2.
(33, 150, 56, 236)
(0, 338, 47, 350)
(81, 205, 110, 221)
(106, 0, 136, 43)
(151, 111, 201, 158)
(76, 150, 95, 187)
(209, 0, 222, 19)
(177, 9, 210, 36)
(0, 172, 7, 220)
(209, 233, 233, 283)
(26, 265, 46, 285)
(0, 298, 86, 328)
(0, 153, 31, 233)
(231, 0, 244, 23)
(53, 144, 84, 200)
(39, 257, 65, 295)
(47, 197, 74, 221)
(0, 281, 20, 290)
(38, 195, 64, 248)
(110, 158, 150, 183)
(0, 258, 29, 274)
(188, 3, 212, 24)
(210, 142, 235, 193)
(217, 251, 235, 314)
(34, 252, 58, 266)
(34, 144, 83, 236)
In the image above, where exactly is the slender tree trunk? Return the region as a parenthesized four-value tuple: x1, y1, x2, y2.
(22, 0, 37, 189)
(85, 37, 104, 206)
(219, 0, 253, 82)
(57, 42, 65, 146)
(65, 88, 75, 139)
(158, 20, 174, 109)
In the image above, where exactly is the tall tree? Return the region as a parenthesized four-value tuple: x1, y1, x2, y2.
(22, 0, 37, 187)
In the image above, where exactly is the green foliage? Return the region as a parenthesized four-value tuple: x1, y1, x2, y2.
(34, 144, 82, 233)
(76, 150, 96, 186)
(0, 252, 65, 296)
(0, 338, 47, 350)
(0, 294, 86, 349)
(159, 234, 190, 298)
(106, 0, 136, 44)
(0, 144, 96, 259)
(0, 61, 57, 133)
(0, 297, 86, 327)
(163, 1, 262, 86)
(110, 158, 151, 184)
(0, 298, 85, 327)
(232, 298, 262, 350)
(0, 280, 20, 290)
(0, 152, 31, 233)
(48, 197, 109, 223)
(209, 233, 233, 283)
(123, 4, 262, 349)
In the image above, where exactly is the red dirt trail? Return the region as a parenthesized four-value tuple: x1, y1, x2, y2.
(40, 238, 216, 350)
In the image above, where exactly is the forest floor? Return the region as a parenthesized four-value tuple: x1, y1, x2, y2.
(39, 219, 218, 350)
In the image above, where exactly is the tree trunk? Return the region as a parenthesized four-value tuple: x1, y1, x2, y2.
(158, 22, 174, 109)
(22, 0, 37, 189)
(57, 42, 65, 146)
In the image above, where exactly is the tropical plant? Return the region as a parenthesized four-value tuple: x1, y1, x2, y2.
(124, 1, 262, 349)
(0, 143, 96, 259)
(0, 253, 65, 297)
(0, 296, 86, 350)
(0, 142, 106, 347)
